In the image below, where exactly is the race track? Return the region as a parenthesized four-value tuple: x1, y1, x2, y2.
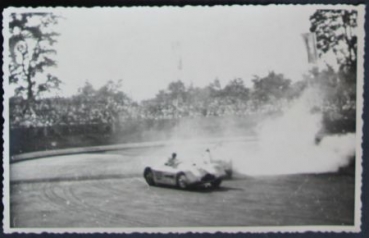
(10, 141, 355, 228)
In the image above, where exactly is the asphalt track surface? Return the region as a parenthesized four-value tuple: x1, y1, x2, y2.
(10, 142, 355, 228)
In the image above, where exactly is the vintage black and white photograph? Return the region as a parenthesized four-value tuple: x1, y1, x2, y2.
(2, 5, 365, 233)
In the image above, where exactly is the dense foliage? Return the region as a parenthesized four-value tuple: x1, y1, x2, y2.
(9, 12, 61, 106)
(309, 9, 358, 134)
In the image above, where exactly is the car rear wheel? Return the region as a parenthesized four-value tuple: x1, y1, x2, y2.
(211, 179, 222, 188)
(225, 170, 233, 178)
(176, 173, 188, 189)
(144, 168, 155, 186)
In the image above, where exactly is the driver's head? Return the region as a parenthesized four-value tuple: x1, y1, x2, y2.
(172, 153, 177, 158)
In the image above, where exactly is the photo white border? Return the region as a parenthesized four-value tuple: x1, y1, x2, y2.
(2, 4, 366, 234)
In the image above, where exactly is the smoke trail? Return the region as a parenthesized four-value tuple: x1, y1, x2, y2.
(226, 87, 356, 175)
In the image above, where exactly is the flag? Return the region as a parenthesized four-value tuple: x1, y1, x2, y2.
(302, 33, 318, 64)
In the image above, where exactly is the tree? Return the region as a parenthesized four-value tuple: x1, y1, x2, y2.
(310, 9, 357, 73)
(96, 80, 131, 116)
(77, 81, 95, 99)
(75, 80, 131, 119)
(222, 78, 250, 101)
(9, 12, 61, 104)
(167, 80, 187, 104)
(66, 80, 133, 133)
(309, 9, 358, 134)
(207, 78, 222, 97)
(251, 72, 291, 105)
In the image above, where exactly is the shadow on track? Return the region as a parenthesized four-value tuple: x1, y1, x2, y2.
(151, 184, 244, 193)
(186, 186, 244, 193)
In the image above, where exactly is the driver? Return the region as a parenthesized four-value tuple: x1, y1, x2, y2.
(202, 149, 213, 164)
(165, 152, 179, 167)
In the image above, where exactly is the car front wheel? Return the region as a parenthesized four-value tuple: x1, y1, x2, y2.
(176, 173, 188, 189)
(144, 168, 155, 186)
(211, 179, 222, 188)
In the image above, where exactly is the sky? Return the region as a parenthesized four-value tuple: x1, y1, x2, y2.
(18, 6, 320, 101)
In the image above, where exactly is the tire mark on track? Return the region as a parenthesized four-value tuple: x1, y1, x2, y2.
(68, 178, 152, 226)
(73, 177, 154, 226)
(11, 173, 141, 185)
(39, 179, 126, 226)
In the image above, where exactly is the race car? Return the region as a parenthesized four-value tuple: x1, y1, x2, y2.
(143, 159, 227, 189)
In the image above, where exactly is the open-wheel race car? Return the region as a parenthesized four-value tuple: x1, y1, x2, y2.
(143, 158, 227, 189)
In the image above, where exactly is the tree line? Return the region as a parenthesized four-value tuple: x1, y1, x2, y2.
(9, 72, 302, 128)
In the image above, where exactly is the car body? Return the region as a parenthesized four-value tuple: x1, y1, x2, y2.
(143, 160, 227, 189)
(212, 159, 233, 178)
(204, 148, 233, 178)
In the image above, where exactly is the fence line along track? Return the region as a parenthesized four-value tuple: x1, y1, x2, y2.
(10, 136, 257, 163)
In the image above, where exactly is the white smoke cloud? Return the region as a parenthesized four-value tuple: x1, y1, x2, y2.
(212, 88, 356, 175)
